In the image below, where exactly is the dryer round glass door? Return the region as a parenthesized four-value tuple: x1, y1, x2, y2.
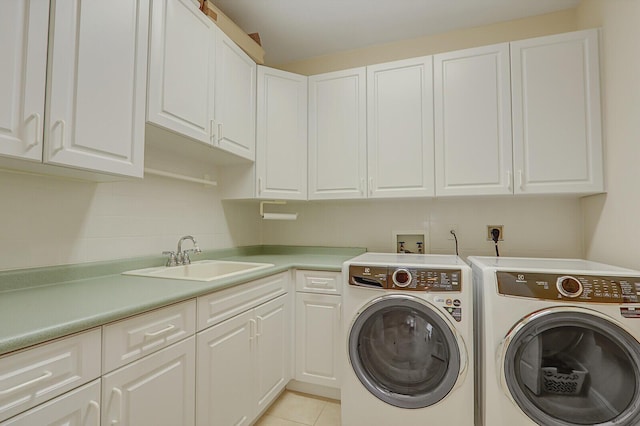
(502, 308, 640, 425)
(348, 295, 461, 409)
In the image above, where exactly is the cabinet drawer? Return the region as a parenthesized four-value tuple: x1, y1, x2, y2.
(0, 329, 101, 422)
(0, 379, 101, 425)
(295, 270, 342, 295)
(198, 272, 289, 330)
(102, 300, 196, 373)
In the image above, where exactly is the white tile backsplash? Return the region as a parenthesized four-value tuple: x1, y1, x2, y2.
(0, 169, 260, 271)
(261, 197, 584, 259)
(0, 165, 584, 271)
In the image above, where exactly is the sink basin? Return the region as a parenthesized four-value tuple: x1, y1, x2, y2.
(122, 260, 274, 282)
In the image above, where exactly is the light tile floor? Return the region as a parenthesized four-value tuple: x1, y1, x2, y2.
(255, 391, 341, 426)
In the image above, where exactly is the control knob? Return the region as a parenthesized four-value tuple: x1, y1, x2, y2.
(392, 268, 412, 288)
(556, 276, 583, 298)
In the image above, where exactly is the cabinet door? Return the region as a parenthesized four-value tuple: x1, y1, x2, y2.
(197, 310, 254, 426)
(215, 29, 256, 161)
(147, 0, 216, 145)
(256, 66, 308, 200)
(102, 337, 195, 426)
(44, 0, 149, 177)
(295, 293, 342, 388)
(0, 1, 48, 162)
(434, 44, 513, 196)
(0, 380, 100, 426)
(255, 294, 291, 413)
(511, 29, 603, 194)
(367, 56, 435, 198)
(308, 68, 367, 200)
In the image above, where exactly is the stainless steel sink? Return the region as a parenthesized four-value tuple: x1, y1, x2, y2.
(122, 260, 274, 282)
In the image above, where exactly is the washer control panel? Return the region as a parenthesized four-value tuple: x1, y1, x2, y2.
(349, 265, 462, 292)
(497, 271, 640, 303)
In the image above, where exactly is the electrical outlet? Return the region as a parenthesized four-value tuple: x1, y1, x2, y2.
(487, 225, 504, 241)
(447, 224, 458, 240)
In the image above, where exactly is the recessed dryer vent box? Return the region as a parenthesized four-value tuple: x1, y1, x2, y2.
(392, 231, 427, 254)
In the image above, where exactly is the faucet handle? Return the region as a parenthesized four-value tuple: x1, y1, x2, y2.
(182, 248, 200, 265)
(162, 251, 178, 267)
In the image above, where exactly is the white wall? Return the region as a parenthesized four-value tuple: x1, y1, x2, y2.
(0, 167, 260, 271)
(261, 197, 584, 260)
(277, 9, 578, 75)
(577, 0, 640, 270)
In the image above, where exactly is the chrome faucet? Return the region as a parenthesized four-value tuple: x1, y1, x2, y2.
(163, 235, 201, 266)
(177, 235, 201, 265)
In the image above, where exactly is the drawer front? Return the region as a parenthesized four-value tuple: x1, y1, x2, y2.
(102, 300, 196, 373)
(0, 329, 101, 422)
(197, 272, 289, 330)
(295, 270, 342, 295)
(0, 379, 101, 425)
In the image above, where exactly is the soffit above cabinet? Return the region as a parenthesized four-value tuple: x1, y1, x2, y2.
(210, 0, 580, 65)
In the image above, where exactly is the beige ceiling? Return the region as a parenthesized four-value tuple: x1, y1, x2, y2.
(211, 0, 581, 66)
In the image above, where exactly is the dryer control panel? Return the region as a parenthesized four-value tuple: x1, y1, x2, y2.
(497, 271, 640, 303)
(349, 265, 462, 292)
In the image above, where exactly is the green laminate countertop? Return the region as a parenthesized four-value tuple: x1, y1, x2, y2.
(0, 246, 365, 356)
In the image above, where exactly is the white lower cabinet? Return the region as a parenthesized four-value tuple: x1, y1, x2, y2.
(197, 293, 290, 425)
(102, 336, 196, 426)
(0, 380, 101, 426)
(0, 329, 101, 423)
(294, 271, 342, 389)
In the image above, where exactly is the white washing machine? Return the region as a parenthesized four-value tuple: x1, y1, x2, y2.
(341, 253, 474, 426)
(469, 256, 640, 426)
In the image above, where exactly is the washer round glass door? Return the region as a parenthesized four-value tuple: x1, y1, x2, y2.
(502, 308, 640, 425)
(348, 295, 461, 409)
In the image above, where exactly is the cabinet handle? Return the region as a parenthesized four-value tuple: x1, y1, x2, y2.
(369, 177, 373, 196)
(256, 316, 262, 338)
(360, 178, 365, 196)
(507, 170, 512, 192)
(89, 400, 100, 426)
(111, 387, 123, 425)
(26, 113, 41, 149)
(209, 119, 215, 142)
(249, 318, 257, 350)
(258, 178, 263, 195)
(144, 323, 175, 338)
(217, 123, 223, 143)
(52, 120, 65, 155)
(518, 170, 524, 191)
(0, 370, 53, 395)
(338, 303, 342, 322)
(310, 279, 329, 287)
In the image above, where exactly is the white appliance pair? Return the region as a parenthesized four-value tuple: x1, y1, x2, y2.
(469, 256, 640, 426)
(341, 253, 474, 425)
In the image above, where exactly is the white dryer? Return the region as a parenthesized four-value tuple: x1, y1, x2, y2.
(342, 253, 474, 426)
(469, 256, 640, 426)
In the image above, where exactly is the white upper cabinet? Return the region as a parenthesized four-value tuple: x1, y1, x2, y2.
(256, 66, 308, 200)
(367, 56, 435, 198)
(44, 0, 149, 177)
(147, 0, 216, 145)
(511, 29, 603, 195)
(0, 1, 48, 162)
(434, 43, 513, 196)
(214, 29, 257, 161)
(308, 68, 367, 200)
